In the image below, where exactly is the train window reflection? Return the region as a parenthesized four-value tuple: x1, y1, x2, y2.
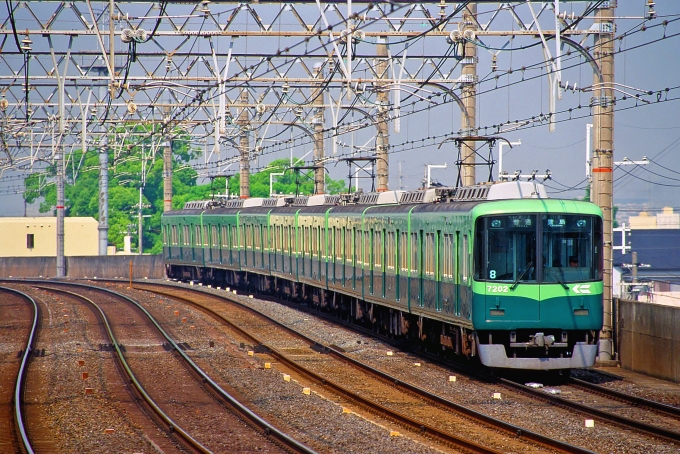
(476, 215, 536, 283)
(542, 214, 601, 283)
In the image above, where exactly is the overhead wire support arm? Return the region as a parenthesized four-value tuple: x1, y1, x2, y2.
(439, 136, 507, 187)
(337, 156, 378, 193)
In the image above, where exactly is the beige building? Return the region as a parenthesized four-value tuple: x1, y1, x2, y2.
(0, 217, 99, 257)
(628, 207, 680, 230)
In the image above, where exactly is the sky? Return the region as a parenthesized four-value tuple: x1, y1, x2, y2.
(1, 1, 678, 224)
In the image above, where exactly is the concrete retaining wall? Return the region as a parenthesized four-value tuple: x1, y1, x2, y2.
(0, 255, 165, 280)
(618, 298, 680, 383)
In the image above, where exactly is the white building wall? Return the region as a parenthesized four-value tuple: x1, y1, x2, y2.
(0, 217, 99, 257)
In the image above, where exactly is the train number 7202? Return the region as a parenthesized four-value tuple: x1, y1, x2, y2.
(487, 285, 509, 293)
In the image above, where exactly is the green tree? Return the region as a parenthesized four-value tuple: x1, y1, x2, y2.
(24, 124, 196, 254)
(25, 144, 348, 253)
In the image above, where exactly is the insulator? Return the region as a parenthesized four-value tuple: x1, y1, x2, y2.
(121, 28, 134, 43)
(134, 28, 148, 42)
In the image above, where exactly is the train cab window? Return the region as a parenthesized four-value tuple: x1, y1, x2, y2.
(542, 214, 602, 282)
(476, 215, 536, 283)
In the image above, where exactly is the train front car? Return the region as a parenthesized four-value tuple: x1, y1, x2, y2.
(471, 200, 603, 370)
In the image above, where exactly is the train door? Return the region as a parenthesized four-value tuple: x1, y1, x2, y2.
(455, 232, 461, 316)
(461, 233, 471, 319)
(436, 230, 442, 312)
(409, 231, 423, 308)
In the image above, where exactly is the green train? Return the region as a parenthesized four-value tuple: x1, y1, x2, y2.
(161, 181, 603, 370)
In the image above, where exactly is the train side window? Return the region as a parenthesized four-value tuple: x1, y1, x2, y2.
(386, 231, 395, 270)
(462, 234, 469, 283)
(283, 226, 288, 253)
(442, 234, 453, 278)
(425, 232, 435, 276)
(356, 231, 363, 265)
(365, 230, 371, 267)
(302, 226, 307, 256)
(374, 230, 382, 268)
(400, 232, 408, 272)
(211, 226, 218, 247)
(410, 233, 419, 273)
(202, 226, 208, 246)
(314, 226, 318, 257)
(265, 226, 270, 251)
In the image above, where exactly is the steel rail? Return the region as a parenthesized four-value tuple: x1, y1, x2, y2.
(501, 378, 680, 443)
(137, 281, 594, 454)
(569, 376, 680, 418)
(2, 287, 38, 454)
(36, 286, 213, 454)
(37, 282, 316, 454)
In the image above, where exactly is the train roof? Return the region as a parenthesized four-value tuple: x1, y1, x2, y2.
(162, 181, 599, 218)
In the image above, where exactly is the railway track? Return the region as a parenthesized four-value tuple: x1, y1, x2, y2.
(125, 280, 593, 454)
(8, 278, 680, 453)
(499, 376, 680, 443)
(35, 283, 313, 454)
(0, 287, 38, 454)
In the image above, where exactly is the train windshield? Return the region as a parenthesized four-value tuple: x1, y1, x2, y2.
(541, 214, 602, 283)
(474, 214, 602, 283)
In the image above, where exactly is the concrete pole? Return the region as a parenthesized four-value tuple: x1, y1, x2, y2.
(56, 142, 66, 277)
(55, 59, 66, 277)
(312, 64, 325, 194)
(238, 90, 250, 198)
(138, 186, 143, 254)
(593, 3, 615, 361)
(632, 251, 638, 283)
(460, 4, 477, 187)
(375, 36, 390, 192)
(98, 138, 109, 255)
(163, 137, 173, 211)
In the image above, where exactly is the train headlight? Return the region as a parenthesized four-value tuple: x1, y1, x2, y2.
(491, 219, 502, 228)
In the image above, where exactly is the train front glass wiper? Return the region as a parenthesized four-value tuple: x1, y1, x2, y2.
(510, 262, 533, 290)
(546, 269, 569, 290)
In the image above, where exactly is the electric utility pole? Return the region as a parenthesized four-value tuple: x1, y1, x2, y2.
(592, 1, 616, 361)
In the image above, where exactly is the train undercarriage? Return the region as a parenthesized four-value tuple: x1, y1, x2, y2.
(166, 264, 477, 359)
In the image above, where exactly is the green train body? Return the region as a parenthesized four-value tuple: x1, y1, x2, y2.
(162, 181, 603, 370)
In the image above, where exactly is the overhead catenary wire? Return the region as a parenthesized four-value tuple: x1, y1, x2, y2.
(5, 2, 680, 200)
